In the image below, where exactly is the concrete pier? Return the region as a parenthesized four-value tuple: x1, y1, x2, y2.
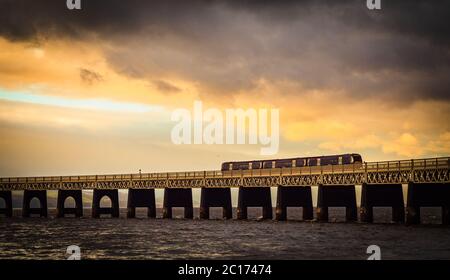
(0, 191, 12, 217)
(406, 183, 450, 225)
(317, 185, 357, 222)
(127, 189, 156, 218)
(237, 187, 272, 220)
(360, 183, 405, 223)
(92, 189, 119, 218)
(199, 188, 232, 219)
(275, 186, 313, 221)
(163, 188, 193, 219)
(56, 190, 83, 218)
(22, 190, 47, 217)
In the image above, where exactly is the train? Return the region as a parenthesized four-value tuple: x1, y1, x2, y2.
(221, 153, 363, 171)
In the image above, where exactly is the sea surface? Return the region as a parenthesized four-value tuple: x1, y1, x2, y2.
(1, 208, 450, 260)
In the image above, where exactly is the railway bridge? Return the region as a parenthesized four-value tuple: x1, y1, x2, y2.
(0, 157, 449, 224)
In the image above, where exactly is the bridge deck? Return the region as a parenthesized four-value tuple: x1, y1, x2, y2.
(0, 157, 449, 190)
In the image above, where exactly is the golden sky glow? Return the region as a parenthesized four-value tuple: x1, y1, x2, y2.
(0, 1, 449, 176)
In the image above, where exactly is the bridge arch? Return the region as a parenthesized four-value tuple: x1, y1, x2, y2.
(64, 196, 76, 208)
(99, 195, 112, 208)
(56, 190, 83, 218)
(92, 189, 119, 218)
(0, 191, 13, 217)
(22, 190, 47, 217)
(29, 197, 41, 208)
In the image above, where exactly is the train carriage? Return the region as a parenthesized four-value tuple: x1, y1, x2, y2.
(221, 153, 363, 171)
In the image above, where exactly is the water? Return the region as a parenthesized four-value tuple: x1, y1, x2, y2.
(1, 208, 450, 260)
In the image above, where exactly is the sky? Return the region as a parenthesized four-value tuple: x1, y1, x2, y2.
(0, 0, 449, 177)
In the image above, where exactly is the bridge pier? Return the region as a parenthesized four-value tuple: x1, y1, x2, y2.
(163, 188, 193, 219)
(127, 189, 156, 218)
(237, 187, 272, 220)
(406, 183, 450, 225)
(275, 186, 313, 221)
(22, 190, 47, 217)
(0, 191, 12, 217)
(92, 189, 120, 218)
(317, 185, 357, 222)
(200, 188, 232, 219)
(56, 190, 83, 218)
(360, 184, 405, 223)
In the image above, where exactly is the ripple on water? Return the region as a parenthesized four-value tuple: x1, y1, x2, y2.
(1, 208, 450, 259)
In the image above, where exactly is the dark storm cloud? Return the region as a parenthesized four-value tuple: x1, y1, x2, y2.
(153, 80, 181, 93)
(2, 1, 449, 46)
(0, 0, 224, 40)
(79, 68, 103, 85)
(1, 0, 449, 102)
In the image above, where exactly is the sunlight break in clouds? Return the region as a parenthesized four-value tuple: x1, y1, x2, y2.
(0, 89, 162, 113)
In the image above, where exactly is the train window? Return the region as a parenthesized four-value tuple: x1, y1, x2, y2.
(317, 158, 321, 166)
(224, 163, 233, 171)
(292, 159, 296, 167)
(352, 154, 363, 163)
(275, 160, 292, 168)
(295, 159, 303, 167)
(342, 155, 352, 164)
(234, 162, 250, 170)
(323, 156, 339, 165)
(250, 161, 262, 169)
(221, 163, 228, 171)
(338, 156, 342, 165)
(308, 158, 317, 166)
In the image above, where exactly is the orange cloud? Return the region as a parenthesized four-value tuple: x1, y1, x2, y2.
(0, 33, 449, 177)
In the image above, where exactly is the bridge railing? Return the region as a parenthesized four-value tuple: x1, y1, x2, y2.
(0, 157, 449, 184)
(365, 157, 449, 172)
